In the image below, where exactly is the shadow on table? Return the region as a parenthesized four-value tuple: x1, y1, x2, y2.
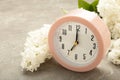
(22, 58, 115, 80)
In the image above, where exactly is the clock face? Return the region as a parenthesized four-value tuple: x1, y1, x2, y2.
(53, 21, 99, 67)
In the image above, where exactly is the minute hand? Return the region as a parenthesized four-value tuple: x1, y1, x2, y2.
(75, 29, 79, 43)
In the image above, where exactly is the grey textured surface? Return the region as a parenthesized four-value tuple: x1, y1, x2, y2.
(0, 0, 120, 80)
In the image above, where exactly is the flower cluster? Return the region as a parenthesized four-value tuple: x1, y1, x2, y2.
(21, 24, 52, 72)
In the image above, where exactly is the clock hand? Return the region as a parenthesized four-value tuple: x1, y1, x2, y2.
(71, 41, 78, 51)
(67, 28, 79, 55)
(75, 28, 79, 44)
(67, 41, 78, 55)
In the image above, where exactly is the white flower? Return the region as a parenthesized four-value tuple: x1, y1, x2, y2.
(97, 0, 120, 65)
(97, 0, 120, 39)
(108, 49, 120, 65)
(113, 39, 120, 49)
(108, 39, 120, 65)
(21, 24, 52, 72)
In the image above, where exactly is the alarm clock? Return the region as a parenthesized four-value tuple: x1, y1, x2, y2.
(48, 9, 111, 72)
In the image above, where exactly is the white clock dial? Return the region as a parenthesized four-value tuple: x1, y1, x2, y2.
(53, 21, 99, 67)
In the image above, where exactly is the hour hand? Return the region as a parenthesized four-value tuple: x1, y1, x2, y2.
(71, 41, 78, 51)
(67, 41, 78, 55)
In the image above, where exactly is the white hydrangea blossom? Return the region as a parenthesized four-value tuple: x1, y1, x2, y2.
(97, 0, 120, 65)
(113, 39, 120, 49)
(108, 49, 120, 65)
(97, 0, 120, 39)
(108, 39, 120, 65)
(21, 24, 52, 72)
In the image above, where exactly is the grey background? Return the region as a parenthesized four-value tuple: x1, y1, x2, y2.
(0, 0, 120, 80)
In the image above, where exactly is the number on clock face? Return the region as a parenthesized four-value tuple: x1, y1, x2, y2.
(54, 22, 98, 66)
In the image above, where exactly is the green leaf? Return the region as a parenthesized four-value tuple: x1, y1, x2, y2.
(91, 0, 99, 12)
(61, 8, 68, 14)
(89, 5, 94, 11)
(78, 0, 99, 13)
(78, 0, 90, 10)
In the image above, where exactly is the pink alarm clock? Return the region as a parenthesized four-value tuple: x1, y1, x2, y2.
(48, 9, 111, 72)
